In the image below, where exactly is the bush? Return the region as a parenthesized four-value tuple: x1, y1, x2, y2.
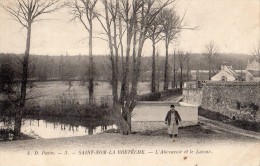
(138, 89, 182, 101)
(0, 129, 14, 141)
(138, 92, 161, 101)
(85, 106, 111, 119)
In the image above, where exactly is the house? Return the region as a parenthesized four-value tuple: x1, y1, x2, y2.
(246, 59, 260, 82)
(211, 64, 239, 81)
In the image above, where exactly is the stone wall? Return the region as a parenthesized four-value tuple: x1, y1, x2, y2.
(201, 82, 260, 121)
(182, 89, 202, 106)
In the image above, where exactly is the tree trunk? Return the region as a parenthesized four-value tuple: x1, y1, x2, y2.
(14, 22, 32, 137)
(104, 0, 117, 108)
(208, 58, 212, 80)
(151, 39, 156, 93)
(164, 41, 169, 90)
(113, 104, 130, 135)
(173, 51, 176, 88)
(14, 107, 23, 138)
(126, 110, 131, 132)
(156, 51, 160, 91)
(180, 67, 183, 89)
(186, 62, 190, 82)
(89, 22, 94, 105)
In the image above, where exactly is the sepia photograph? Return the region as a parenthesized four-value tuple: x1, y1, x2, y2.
(0, 0, 259, 165)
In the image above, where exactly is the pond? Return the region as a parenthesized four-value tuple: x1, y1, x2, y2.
(0, 116, 116, 140)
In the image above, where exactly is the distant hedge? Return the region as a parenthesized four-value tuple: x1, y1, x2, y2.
(138, 89, 182, 101)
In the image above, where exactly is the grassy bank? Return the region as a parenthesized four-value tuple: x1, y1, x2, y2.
(138, 89, 182, 101)
(198, 107, 260, 132)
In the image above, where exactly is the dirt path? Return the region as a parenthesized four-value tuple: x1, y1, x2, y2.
(0, 120, 259, 166)
(0, 131, 259, 166)
(0, 121, 258, 152)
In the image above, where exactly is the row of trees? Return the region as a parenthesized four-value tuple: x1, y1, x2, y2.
(1, 0, 180, 135)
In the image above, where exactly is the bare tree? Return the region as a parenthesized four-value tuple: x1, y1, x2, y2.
(99, 0, 120, 108)
(177, 51, 187, 89)
(159, 8, 182, 90)
(62, 54, 76, 91)
(156, 49, 161, 91)
(146, 16, 163, 93)
(98, 0, 172, 134)
(172, 50, 177, 88)
(65, 0, 98, 105)
(251, 45, 260, 72)
(160, 8, 198, 90)
(126, 0, 172, 133)
(185, 52, 191, 82)
(204, 41, 219, 80)
(96, 0, 132, 134)
(251, 45, 260, 62)
(2, 0, 60, 136)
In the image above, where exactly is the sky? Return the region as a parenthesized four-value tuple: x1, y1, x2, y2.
(0, 0, 259, 56)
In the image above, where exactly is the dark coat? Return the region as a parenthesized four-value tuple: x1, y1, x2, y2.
(165, 110, 182, 125)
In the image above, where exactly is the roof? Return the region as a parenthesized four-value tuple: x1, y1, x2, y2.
(211, 65, 239, 81)
(246, 59, 260, 71)
(247, 70, 260, 77)
(223, 65, 238, 77)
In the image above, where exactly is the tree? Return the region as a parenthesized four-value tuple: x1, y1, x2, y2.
(172, 50, 177, 88)
(98, 0, 172, 134)
(185, 52, 191, 82)
(125, 0, 173, 133)
(159, 8, 182, 90)
(97, 0, 120, 108)
(62, 54, 76, 90)
(177, 51, 187, 89)
(146, 16, 163, 93)
(2, 0, 60, 137)
(156, 50, 161, 91)
(204, 41, 219, 80)
(65, 0, 98, 105)
(251, 45, 260, 63)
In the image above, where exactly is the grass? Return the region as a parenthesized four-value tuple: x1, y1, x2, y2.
(198, 106, 229, 121)
(232, 120, 260, 132)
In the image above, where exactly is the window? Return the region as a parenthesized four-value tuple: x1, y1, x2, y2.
(221, 76, 227, 81)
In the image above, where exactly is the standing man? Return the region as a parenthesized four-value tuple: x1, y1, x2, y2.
(165, 104, 182, 138)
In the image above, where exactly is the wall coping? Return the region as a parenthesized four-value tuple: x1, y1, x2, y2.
(136, 101, 198, 107)
(204, 81, 260, 86)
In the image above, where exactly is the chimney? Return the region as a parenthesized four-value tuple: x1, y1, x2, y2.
(221, 62, 227, 70)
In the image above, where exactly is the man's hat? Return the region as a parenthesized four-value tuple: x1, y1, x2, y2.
(170, 104, 175, 108)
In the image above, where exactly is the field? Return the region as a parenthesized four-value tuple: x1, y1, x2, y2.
(26, 81, 155, 106)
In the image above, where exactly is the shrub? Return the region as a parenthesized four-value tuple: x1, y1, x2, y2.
(0, 129, 14, 141)
(138, 89, 182, 101)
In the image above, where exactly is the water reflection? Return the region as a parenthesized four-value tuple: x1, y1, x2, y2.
(0, 117, 116, 139)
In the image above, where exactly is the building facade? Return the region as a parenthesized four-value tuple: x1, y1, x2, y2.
(246, 59, 260, 82)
